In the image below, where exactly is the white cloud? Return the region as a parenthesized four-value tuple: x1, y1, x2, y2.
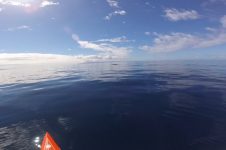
(141, 30, 226, 52)
(105, 0, 126, 20)
(141, 33, 198, 52)
(40, 0, 59, 8)
(0, 0, 31, 7)
(7, 25, 32, 31)
(141, 16, 226, 52)
(0, 0, 59, 8)
(138, 12, 226, 53)
(164, 8, 200, 21)
(95, 36, 132, 43)
(115, 10, 126, 15)
(221, 15, 226, 28)
(72, 34, 131, 59)
(196, 31, 226, 48)
(0, 8, 3, 12)
(106, 0, 119, 8)
(105, 10, 126, 20)
(0, 53, 101, 64)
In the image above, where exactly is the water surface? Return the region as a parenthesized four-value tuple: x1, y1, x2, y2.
(0, 61, 226, 150)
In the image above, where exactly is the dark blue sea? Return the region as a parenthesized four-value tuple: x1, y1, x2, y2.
(0, 60, 226, 150)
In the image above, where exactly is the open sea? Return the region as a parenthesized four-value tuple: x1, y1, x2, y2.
(0, 60, 226, 150)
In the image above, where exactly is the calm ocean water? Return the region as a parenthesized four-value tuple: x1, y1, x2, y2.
(0, 60, 226, 150)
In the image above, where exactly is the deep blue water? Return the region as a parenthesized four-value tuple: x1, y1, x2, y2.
(0, 61, 226, 150)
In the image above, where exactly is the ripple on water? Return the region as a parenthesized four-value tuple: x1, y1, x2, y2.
(0, 120, 46, 150)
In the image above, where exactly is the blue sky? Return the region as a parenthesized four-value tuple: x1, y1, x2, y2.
(0, 0, 226, 62)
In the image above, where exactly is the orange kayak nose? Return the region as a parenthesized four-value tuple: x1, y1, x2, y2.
(41, 132, 61, 150)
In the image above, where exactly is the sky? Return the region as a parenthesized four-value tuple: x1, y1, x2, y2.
(0, 0, 226, 62)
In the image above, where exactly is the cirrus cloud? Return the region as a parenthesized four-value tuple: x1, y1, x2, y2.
(0, 53, 105, 65)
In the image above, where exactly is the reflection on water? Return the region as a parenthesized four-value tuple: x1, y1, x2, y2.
(0, 120, 45, 150)
(0, 60, 226, 150)
(0, 63, 79, 86)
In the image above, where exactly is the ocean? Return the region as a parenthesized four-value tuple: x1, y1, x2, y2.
(0, 60, 226, 150)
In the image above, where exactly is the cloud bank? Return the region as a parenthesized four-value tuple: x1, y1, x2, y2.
(0, 53, 101, 64)
(0, 34, 132, 65)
